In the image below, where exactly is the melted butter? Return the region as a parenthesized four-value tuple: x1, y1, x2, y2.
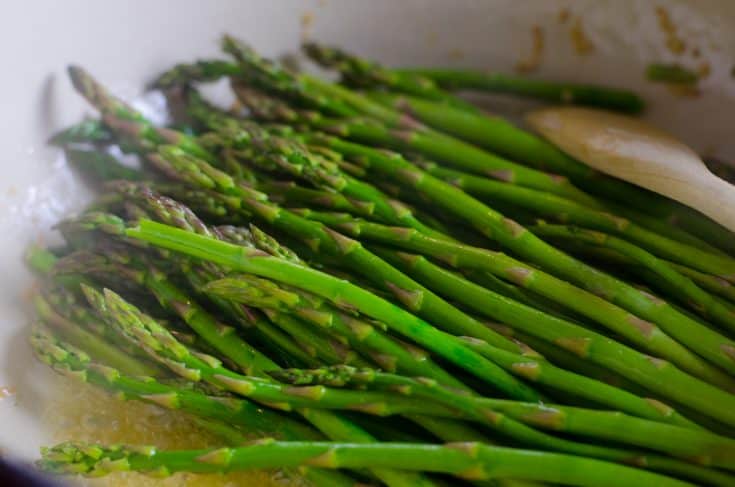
(44, 376, 285, 487)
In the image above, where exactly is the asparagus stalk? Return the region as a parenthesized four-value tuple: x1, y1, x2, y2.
(530, 224, 735, 333)
(294, 209, 725, 380)
(59, 198, 433, 487)
(149, 145, 532, 353)
(220, 36, 359, 118)
(82, 284, 439, 487)
(465, 326, 654, 399)
(188, 236, 526, 480)
(258, 315, 530, 487)
(305, 134, 735, 377)
(65, 148, 144, 183)
(271, 366, 735, 469)
(260, 179, 378, 218)
(67, 66, 521, 356)
(127, 220, 735, 429)
(43, 294, 719, 481)
(370, 93, 729, 251)
(370, 245, 735, 425)
(203, 274, 468, 390)
(30, 325, 323, 441)
(67, 66, 215, 162)
(55, 245, 277, 377)
(34, 294, 157, 377)
(110, 178, 535, 399)
(31, 326, 361, 487)
(393, 67, 644, 113)
(232, 66, 735, 258)
(230, 82, 601, 207)
(81, 285, 461, 418)
(193, 238, 527, 470)
(49, 118, 114, 146)
(369, 101, 722, 253)
(183, 93, 444, 239)
(201, 248, 712, 480)
(39, 439, 697, 487)
(418, 161, 735, 280)
(263, 310, 372, 368)
(115, 183, 329, 368)
(31, 320, 728, 484)
(69, 213, 351, 373)
(208, 267, 701, 430)
(669, 261, 735, 305)
(301, 42, 481, 113)
(128, 216, 542, 402)
(149, 60, 242, 89)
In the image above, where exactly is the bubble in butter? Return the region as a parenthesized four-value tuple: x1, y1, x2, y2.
(43, 376, 291, 486)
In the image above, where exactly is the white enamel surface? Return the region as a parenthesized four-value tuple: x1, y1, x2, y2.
(2, 0, 735, 461)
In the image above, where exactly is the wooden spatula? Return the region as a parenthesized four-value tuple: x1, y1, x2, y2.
(527, 106, 735, 233)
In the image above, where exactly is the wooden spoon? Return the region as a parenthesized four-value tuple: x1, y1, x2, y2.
(526, 106, 735, 233)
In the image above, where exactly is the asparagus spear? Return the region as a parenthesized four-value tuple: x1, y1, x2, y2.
(418, 161, 735, 280)
(368, 96, 726, 253)
(41, 295, 717, 481)
(34, 294, 157, 377)
(31, 326, 361, 487)
(59, 197, 434, 487)
(115, 183, 330, 368)
(55, 244, 278, 377)
(272, 366, 735, 468)
(37, 312, 728, 484)
(301, 42, 481, 113)
(149, 60, 242, 89)
(201, 272, 525, 478)
(81, 286, 462, 418)
(126, 211, 540, 403)
(49, 118, 114, 146)
(183, 93, 444, 239)
(203, 273, 468, 390)
(668, 261, 735, 306)
(230, 82, 600, 207)
(186, 230, 516, 465)
(220, 36, 360, 118)
(65, 148, 144, 183)
(231, 65, 735, 258)
(30, 325, 323, 441)
(39, 439, 698, 487)
(530, 224, 735, 333)
(293, 208, 725, 380)
(263, 310, 372, 368)
(393, 67, 644, 113)
(260, 179, 378, 218)
(66, 66, 522, 356)
(67, 66, 215, 162)
(105, 178, 535, 399)
(370, 245, 735, 423)
(127, 220, 735, 429)
(208, 269, 700, 430)
(304, 134, 735, 377)
(83, 284, 439, 487)
(246, 298, 531, 487)
(301, 34, 644, 118)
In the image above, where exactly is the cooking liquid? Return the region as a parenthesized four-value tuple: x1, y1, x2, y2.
(43, 376, 287, 486)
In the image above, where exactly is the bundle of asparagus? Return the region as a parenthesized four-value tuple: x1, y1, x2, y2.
(30, 35, 735, 486)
